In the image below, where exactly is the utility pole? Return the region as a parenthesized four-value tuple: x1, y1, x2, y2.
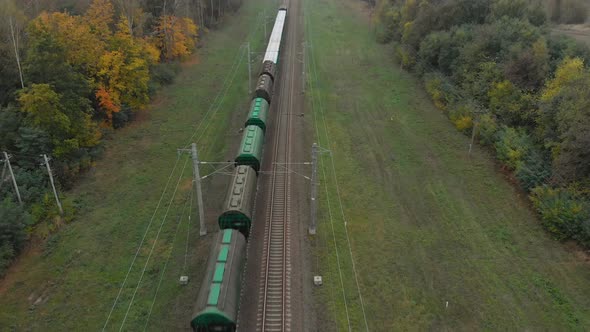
(191, 143, 207, 236)
(42, 154, 63, 216)
(2, 152, 22, 205)
(246, 42, 252, 94)
(309, 143, 319, 235)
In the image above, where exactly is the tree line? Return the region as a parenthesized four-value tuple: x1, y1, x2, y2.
(0, 0, 240, 275)
(373, 0, 590, 247)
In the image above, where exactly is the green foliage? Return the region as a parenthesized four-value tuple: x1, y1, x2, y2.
(477, 113, 499, 146)
(0, 198, 32, 275)
(489, 0, 546, 26)
(18, 84, 70, 137)
(149, 62, 182, 89)
(494, 126, 533, 170)
(516, 148, 551, 191)
(457, 61, 503, 106)
(423, 72, 459, 111)
(0, 106, 22, 151)
(375, 0, 590, 247)
(530, 186, 590, 245)
(538, 57, 590, 183)
(448, 103, 475, 133)
(488, 80, 535, 126)
(504, 38, 550, 91)
(0, 43, 21, 107)
(31, 193, 75, 231)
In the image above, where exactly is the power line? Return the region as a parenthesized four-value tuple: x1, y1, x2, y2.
(303, 12, 352, 332)
(182, 45, 247, 148)
(184, 7, 270, 150)
(142, 189, 192, 331)
(101, 155, 183, 331)
(118, 157, 191, 331)
(305, 5, 370, 330)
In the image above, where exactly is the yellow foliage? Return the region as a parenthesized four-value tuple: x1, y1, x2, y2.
(141, 38, 161, 65)
(97, 47, 149, 113)
(425, 76, 447, 110)
(541, 57, 585, 101)
(32, 12, 105, 75)
(402, 21, 414, 43)
(154, 15, 199, 60)
(85, 0, 114, 41)
(454, 115, 473, 131)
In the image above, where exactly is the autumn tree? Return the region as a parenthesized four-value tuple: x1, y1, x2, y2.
(153, 15, 198, 61)
(31, 11, 105, 76)
(22, 23, 100, 157)
(94, 16, 152, 124)
(18, 84, 99, 157)
(539, 57, 590, 182)
(85, 0, 115, 41)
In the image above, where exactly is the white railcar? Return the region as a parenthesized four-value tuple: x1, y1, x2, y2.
(263, 9, 287, 64)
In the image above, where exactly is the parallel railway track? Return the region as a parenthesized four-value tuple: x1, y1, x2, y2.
(257, 1, 298, 330)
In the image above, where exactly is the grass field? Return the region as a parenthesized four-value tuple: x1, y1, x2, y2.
(305, 0, 590, 330)
(0, 0, 272, 329)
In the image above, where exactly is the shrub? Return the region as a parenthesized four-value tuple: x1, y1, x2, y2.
(31, 193, 76, 230)
(151, 62, 181, 86)
(449, 103, 475, 133)
(530, 186, 590, 243)
(477, 113, 499, 146)
(396, 44, 416, 69)
(424, 72, 459, 111)
(494, 126, 533, 170)
(0, 198, 31, 276)
(516, 149, 552, 191)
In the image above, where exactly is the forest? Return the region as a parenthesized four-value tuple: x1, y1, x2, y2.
(373, 0, 590, 248)
(0, 0, 240, 275)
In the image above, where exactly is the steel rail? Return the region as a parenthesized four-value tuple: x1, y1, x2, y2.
(258, 2, 298, 331)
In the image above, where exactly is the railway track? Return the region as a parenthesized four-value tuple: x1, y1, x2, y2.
(256, 1, 298, 331)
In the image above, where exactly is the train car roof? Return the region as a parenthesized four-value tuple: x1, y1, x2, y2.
(263, 10, 287, 64)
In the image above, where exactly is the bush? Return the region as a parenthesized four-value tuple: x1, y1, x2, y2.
(448, 103, 475, 133)
(530, 186, 590, 244)
(424, 72, 459, 111)
(396, 44, 416, 69)
(516, 149, 552, 191)
(31, 193, 76, 230)
(374, 2, 401, 43)
(494, 126, 533, 170)
(0, 198, 31, 276)
(151, 62, 181, 86)
(477, 113, 499, 146)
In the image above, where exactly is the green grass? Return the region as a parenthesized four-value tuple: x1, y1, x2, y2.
(0, 0, 273, 330)
(305, 0, 590, 330)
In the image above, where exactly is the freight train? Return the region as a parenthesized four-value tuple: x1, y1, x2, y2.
(191, 4, 288, 331)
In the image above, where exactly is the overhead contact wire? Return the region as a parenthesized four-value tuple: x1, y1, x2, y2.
(101, 154, 182, 331)
(142, 189, 192, 331)
(119, 156, 191, 331)
(306, 2, 369, 330)
(304, 7, 352, 331)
